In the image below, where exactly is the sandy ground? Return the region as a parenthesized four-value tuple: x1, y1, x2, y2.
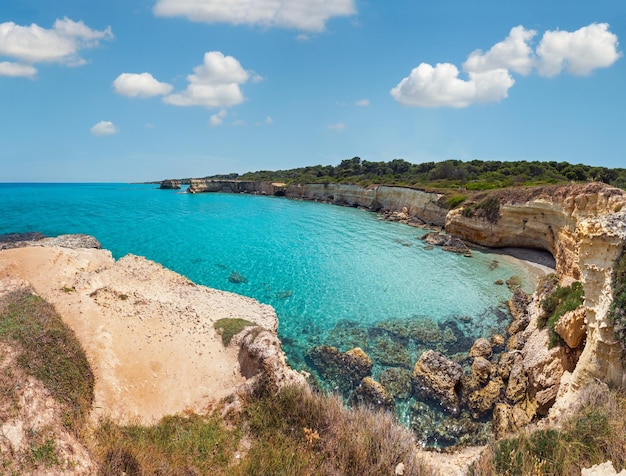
(0, 245, 277, 424)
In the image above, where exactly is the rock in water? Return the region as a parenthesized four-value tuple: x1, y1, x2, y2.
(350, 376, 394, 411)
(228, 271, 248, 284)
(306, 346, 373, 393)
(411, 350, 463, 415)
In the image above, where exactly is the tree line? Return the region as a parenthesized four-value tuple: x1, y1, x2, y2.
(205, 157, 626, 191)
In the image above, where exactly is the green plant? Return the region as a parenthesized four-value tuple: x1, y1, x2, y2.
(443, 194, 468, 210)
(0, 290, 94, 430)
(474, 196, 501, 223)
(470, 382, 626, 475)
(539, 281, 584, 347)
(214, 318, 257, 346)
(609, 250, 626, 359)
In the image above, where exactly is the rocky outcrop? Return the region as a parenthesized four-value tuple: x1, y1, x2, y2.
(306, 346, 373, 393)
(0, 233, 101, 250)
(350, 376, 395, 411)
(412, 350, 463, 415)
(188, 179, 287, 196)
(446, 183, 626, 279)
(159, 179, 181, 189)
(286, 183, 447, 226)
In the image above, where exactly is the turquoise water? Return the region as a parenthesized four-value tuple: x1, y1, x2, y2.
(0, 183, 533, 445)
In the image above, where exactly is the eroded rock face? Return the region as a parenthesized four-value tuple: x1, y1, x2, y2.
(159, 179, 181, 189)
(412, 350, 463, 415)
(555, 307, 587, 349)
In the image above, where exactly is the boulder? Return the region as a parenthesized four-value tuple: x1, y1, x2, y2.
(492, 400, 536, 440)
(469, 338, 493, 359)
(497, 351, 521, 381)
(306, 346, 373, 392)
(554, 307, 587, 349)
(351, 376, 394, 411)
(505, 359, 528, 404)
(412, 350, 463, 415)
(471, 356, 493, 384)
(467, 377, 504, 418)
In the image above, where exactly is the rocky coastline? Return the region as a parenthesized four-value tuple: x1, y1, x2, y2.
(163, 178, 626, 441)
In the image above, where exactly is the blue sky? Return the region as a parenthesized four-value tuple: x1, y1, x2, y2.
(1, 1, 624, 182)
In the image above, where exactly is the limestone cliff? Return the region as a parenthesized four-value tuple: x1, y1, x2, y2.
(446, 183, 626, 278)
(284, 183, 447, 226)
(188, 179, 286, 196)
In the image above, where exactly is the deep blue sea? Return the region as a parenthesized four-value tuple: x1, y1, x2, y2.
(0, 183, 536, 444)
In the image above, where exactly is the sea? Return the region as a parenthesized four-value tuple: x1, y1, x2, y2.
(0, 182, 541, 446)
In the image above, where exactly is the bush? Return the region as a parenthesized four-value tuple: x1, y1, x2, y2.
(471, 382, 626, 475)
(539, 281, 584, 347)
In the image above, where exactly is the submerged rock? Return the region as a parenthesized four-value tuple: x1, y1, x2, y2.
(369, 335, 412, 368)
(350, 376, 394, 411)
(326, 321, 369, 350)
(411, 350, 463, 415)
(306, 345, 373, 393)
(379, 368, 412, 400)
(228, 271, 249, 284)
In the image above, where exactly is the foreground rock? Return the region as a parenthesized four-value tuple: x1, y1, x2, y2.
(0, 238, 300, 424)
(412, 350, 463, 415)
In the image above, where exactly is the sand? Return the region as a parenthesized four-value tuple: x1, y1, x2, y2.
(0, 245, 277, 424)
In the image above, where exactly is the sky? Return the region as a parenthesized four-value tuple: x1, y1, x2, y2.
(1, 1, 625, 182)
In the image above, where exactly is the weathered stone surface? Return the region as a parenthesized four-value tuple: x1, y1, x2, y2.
(412, 350, 463, 415)
(555, 306, 587, 349)
(159, 179, 181, 189)
(508, 288, 531, 334)
(469, 338, 493, 359)
(369, 335, 412, 368)
(492, 402, 535, 440)
(497, 351, 521, 381)
(471, 357, 493, 384)
(581, 461, 626, 476)
(0, 233, 101, 250)
(422, 232, 471, 254)
(505, 359, 528, 404)
(350, 376, 394, 411)
(306, 346, 373, 392)
(467, 377, 504, 418)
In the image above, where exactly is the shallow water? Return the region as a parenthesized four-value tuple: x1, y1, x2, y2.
(0, 183, 536, 446)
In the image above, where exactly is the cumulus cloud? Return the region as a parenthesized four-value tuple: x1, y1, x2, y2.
(91, 121, 118, 136)
(391, 22, 620, 108)
(164, 51, 251, 108)
(153, 0, 356, 32)
(536, 23, 622, 77)
(0, 17, 112, 76)
(0, 61, 37, 78)
(113, 72, 173, 97)
(464, 25, 537, 76)
(209, 109, 227, 126)
(391, 63, 514, 108)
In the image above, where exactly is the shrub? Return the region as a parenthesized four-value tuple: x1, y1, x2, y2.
(470, 382, 626, 475)
(539, 281, 584, 347)
(609, 250, 626, 359)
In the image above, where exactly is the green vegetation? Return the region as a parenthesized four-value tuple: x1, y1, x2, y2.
(206, 157, 626, 191)
(470, 383, 626, 475)
(0, 290, 94, 430)
(94, 413, 238, 475)
(214, 318, 257, 346)
(539, 279, 584, 347)
(609, 250, 626, 359)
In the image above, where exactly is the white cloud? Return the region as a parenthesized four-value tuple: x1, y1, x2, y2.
(391, 63, 514, 108)
(463, 25, 537, 76)
(164, 51, 251, 108)
(355, 98, 370, 106)
(263, 116, 273, 124)
(0, 17, 112, 73)
(209, 109, 227, 127)
(536, 23, 622, 77)
(0, 61, 37, 78)
(113, 72, 173, 97)
(153, 0, 356, 32)
(391, 22, 620, 108)
(328, 122, 346, 130)
(91, 121, 118, 136)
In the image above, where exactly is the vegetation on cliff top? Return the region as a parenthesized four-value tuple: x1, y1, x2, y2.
(206, 157, 626, 191)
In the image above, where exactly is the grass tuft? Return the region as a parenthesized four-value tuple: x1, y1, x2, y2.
(214, 318, 257, 346)
(0, 289, 94, 431)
